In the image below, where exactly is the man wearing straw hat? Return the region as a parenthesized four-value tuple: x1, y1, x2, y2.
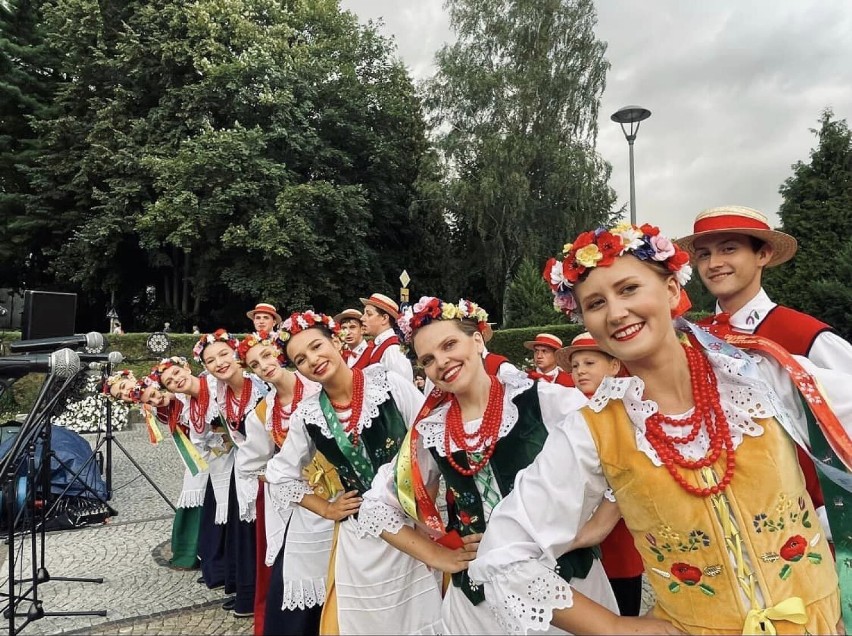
(360, 292, 413, 381)
(678, 205, 852, 370)
(246, 302, 282, 333)
(679, 204, 852, 553)
(523, 333, 573, 387)
(334, 308, 372, 369)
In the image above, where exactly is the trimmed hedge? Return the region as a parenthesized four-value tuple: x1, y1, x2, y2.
(487, 323, 585, 366)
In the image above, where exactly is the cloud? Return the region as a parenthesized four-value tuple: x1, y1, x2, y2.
(341, 0, 852, 238)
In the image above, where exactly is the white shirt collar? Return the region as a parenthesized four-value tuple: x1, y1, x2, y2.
(715, 288, 777, 333)
(374, 328, 396, 346)
(537, 366, 559, 378)
(351, 339, 368, 356)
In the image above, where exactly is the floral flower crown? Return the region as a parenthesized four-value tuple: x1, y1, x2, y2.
(131, 373, 162, 402)
(544, 222, 692, 317)
(103, 369, 135, 396)
(237, 330, 286, 366)
(398, 296, 489, 344)
(192, 328, 238, 362)
(277, 311, 339, 346)
(155, 356, 188, 375)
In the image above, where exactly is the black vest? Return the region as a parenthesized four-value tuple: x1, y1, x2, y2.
(305, 398, 407, 495)
(431, 383, 599, 604)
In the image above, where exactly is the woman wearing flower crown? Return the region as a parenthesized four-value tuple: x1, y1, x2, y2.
(134, 371, 208, 570)
(158, 357, 230, 593)
(468, 222, 852, 635)
(194, 329, 269, 618)
(264, 310, 444, 635)
(104, 369, 137, 402)
(357, 297, 616, 633)
(237, 331, 335, 635)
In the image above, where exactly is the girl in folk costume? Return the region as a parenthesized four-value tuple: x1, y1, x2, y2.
(359, 297, 617, 634)
(264, 311, 443, 635)
(470, 222, 852, 635)
(134, 370, 208, 570)
(555, 334, 644, 617)
(105, 369, 137, 402)
(239, 332, 337, 636)
(158, 357, 230, 592)
(195, 329, 269, 618)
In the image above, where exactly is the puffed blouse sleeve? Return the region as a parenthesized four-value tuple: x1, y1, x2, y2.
(359, 435, 441, 538)
(468, 411, 608, 634)
(264, 406, 318, 512)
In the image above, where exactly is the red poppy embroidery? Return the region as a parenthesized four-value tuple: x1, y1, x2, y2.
(779, 535, 807, 562)
(671, 562, 702, 585)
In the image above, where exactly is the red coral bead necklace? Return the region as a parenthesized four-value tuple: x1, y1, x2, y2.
(189, 376, 210, 434)
(444, 376, 505, 476)
(329, 368, 365, 446)
(225, 377, 253, 429)
(644, 344, 736, 497)
(271, 377, 304, 447)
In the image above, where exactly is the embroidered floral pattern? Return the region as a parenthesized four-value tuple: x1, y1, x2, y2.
(771, 533, 823, 580)
(645, 527, 711, 562)
(667, 562, 716, 596)
(752, 493, 811, 533)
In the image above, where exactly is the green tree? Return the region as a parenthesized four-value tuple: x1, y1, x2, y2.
(765, 110, 852, 333)
(425, 0, 617, 324)
(15, 0, 445, 328)
(0, 0, 59, 289)
(504, 257, 567, 327)
(809, 241, 852, 341)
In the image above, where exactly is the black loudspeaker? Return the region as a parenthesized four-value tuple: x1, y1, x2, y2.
(21, 291, 77, 340)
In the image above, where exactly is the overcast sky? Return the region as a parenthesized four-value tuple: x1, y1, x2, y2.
(339, 0, 852, 239)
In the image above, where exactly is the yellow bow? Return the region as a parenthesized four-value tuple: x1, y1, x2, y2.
(742, 597, 807, 635)
(303, 453, 343, 500)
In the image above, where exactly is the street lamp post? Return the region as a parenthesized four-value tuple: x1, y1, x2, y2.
(611, 105, 651, 226)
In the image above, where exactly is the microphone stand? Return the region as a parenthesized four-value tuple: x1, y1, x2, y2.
(1, 371, 106, 636)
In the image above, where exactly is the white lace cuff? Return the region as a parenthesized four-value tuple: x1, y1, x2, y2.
(282, 577, 326, 611)
(356, 499, 411, 538)
(483, 561, 574, 634)
(268, 479, 315, 512)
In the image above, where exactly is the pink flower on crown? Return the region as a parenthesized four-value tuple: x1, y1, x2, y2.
(650, 234, 676, 261)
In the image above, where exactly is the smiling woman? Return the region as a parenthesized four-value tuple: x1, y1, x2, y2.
(357, 296, 616, 633)
(264, 311, 444, 634)
(468, 222, 852, 635)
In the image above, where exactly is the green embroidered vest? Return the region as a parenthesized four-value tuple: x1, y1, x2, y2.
(431, 383, 599, 605)
(306, 399, 407, 495)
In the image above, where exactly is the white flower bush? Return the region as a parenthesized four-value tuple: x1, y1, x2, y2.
(53, 371, 130, 434)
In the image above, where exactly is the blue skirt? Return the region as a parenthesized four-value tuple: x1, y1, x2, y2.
(198, 479, 226, 588)
(225, 468, 257, 614)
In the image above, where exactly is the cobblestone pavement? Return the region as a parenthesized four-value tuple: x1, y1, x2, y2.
(0, 422, 254, 635)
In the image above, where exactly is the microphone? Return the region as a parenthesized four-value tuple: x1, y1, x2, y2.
(0, 348, 81, 379)
(79, 351, 124, 365)
(9, 331, 105, 354)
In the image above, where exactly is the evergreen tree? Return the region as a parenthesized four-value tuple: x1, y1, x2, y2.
(0, 0, 58, 289)
(765, 110, 852, 331)
(425, 0, 617, 324)
(504, 257, 567, 328)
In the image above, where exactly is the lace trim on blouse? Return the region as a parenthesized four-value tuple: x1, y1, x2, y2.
(416, 366, 534, 457)
(298, 365, 393, 440)
(586, 349, 773, 465)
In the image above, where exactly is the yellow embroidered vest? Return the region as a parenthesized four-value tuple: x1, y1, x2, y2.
(583, 402, 840, 635)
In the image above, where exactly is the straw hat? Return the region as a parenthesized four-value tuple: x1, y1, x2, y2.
(359, 293, 400, 320)
(523, 333, 563, 351)
(333, 308, 363, 324)
(676, 206, 797, 267)
(246, 302, 282, 324)
(555, 332, 604, 371)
